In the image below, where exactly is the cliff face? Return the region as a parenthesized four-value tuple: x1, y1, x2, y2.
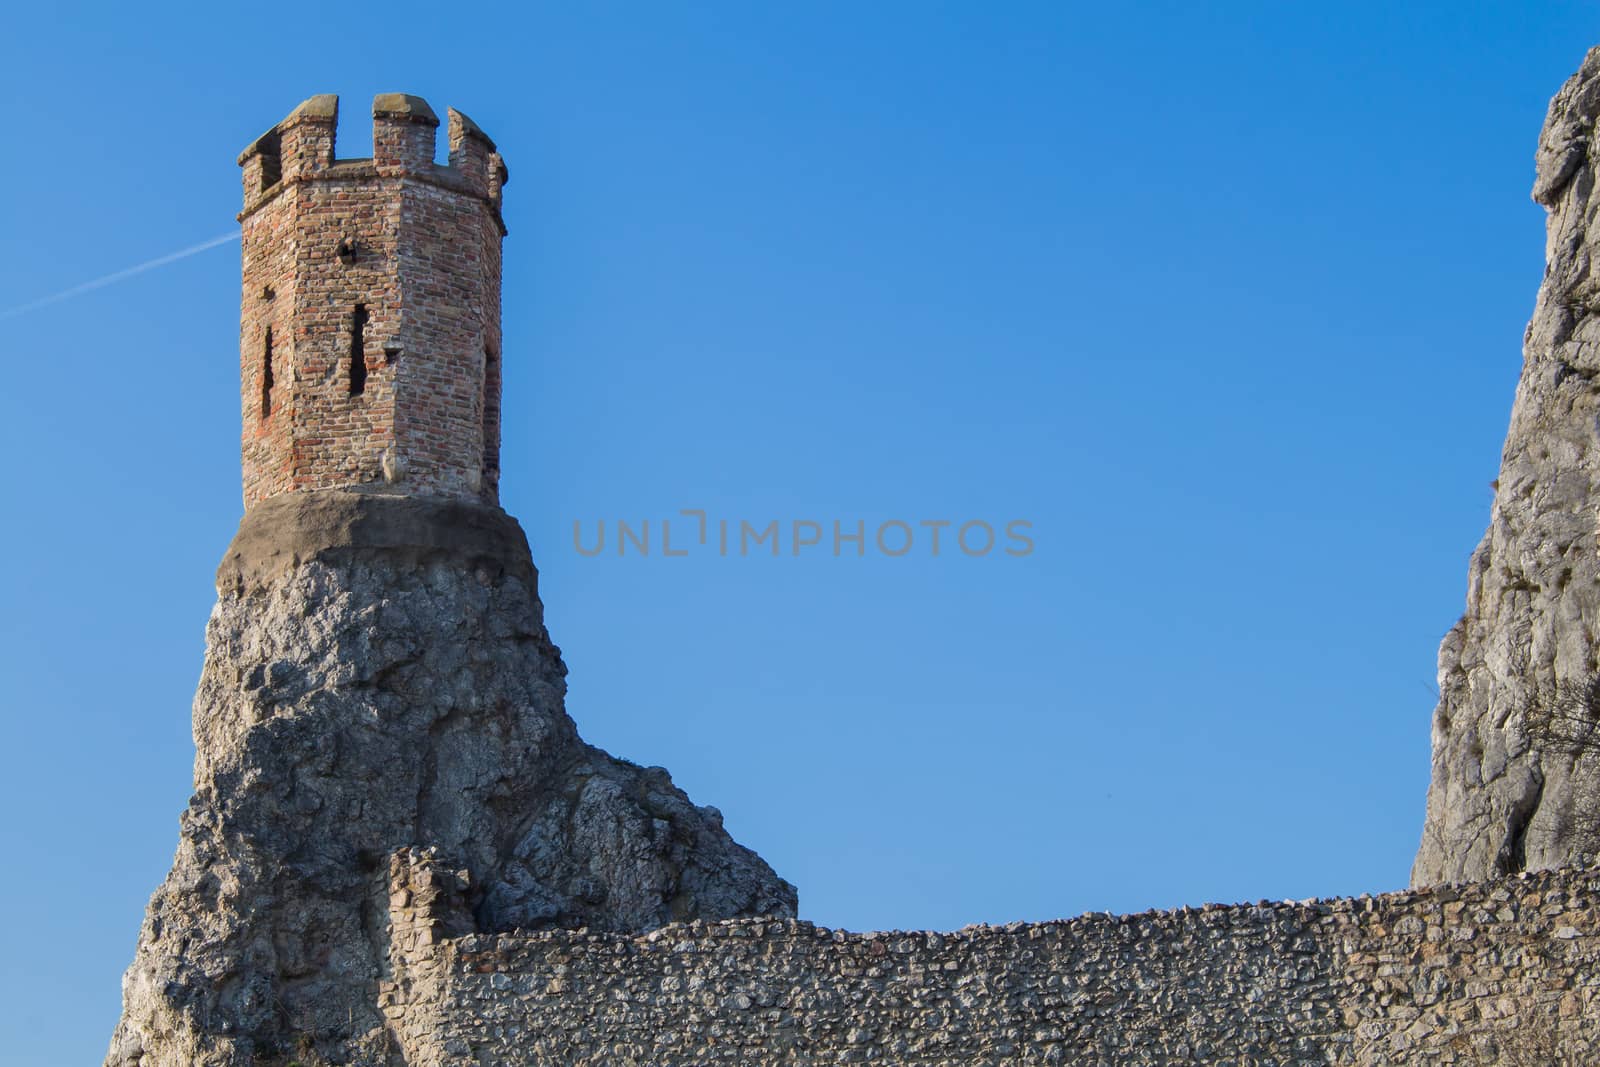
(1415, 47, 1600, 886)
(106, 493, 796, 1067)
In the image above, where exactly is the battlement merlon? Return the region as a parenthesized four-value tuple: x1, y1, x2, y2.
(237, 93, 509, 225)
(238, 94, 338, 200)
(447, 107, 509, 208)
(372, 92, 438, 172)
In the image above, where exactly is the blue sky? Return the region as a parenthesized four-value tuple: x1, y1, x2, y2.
(2, 3, 1597, 1062)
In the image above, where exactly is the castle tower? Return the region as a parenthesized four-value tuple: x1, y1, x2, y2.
(108, 93, 793, 1067)
(236, 93, 509, 506)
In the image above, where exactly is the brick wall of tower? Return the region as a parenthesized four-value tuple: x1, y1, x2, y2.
(236, 95, 508, 509)
(392, 178, 501, 500)
(239, 186, 297, 503)
(286, 170, 402, 498)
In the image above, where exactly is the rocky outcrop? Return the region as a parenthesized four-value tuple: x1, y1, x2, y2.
(106, 491, 795, 1067)
(1415, 47, 1600, 885)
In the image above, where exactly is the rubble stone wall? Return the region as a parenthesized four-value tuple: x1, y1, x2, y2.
(387, 862, 1600, 1067)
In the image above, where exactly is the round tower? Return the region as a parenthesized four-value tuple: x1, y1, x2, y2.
(236, 93, 509, 506)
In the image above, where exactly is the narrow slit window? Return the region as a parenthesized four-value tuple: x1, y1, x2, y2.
(260, 327, 275, 418)
(349, 305, 368, 396)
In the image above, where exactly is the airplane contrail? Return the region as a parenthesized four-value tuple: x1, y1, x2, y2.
(0, 230, 240, 321)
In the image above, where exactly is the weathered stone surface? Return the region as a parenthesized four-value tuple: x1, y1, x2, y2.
(371, 93, 438, 124)
(387, 857, 1600, 1067)
(106, 492, 796, 1067)
(215, 486, 535, 589)
(1414, 46, 1600, 886)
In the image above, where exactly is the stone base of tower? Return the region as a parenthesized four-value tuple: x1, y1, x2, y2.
(106, 490, 796, 1067)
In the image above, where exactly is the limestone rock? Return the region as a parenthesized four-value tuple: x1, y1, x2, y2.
(106, 492, 796, 1066)
(1414, 46, 1600, 885)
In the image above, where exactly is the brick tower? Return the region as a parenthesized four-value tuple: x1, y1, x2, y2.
(236, 93, 508, 506)
(107, 92, 796, 1067)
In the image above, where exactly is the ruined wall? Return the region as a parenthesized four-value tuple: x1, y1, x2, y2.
(383, 861, 1600, 1067)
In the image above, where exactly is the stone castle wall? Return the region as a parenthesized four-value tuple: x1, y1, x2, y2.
(236, 95, 507, 508)
(384, 858, 1600, 1066)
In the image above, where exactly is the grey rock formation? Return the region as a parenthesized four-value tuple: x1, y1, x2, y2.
(1415, 46, 1600, 885)
(106, 491, 796, 1067)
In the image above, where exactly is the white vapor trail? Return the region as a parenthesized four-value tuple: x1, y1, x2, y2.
(0, 230, 240, 321)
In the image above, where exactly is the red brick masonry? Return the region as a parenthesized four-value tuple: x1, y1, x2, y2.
(237, 94, 507, 507)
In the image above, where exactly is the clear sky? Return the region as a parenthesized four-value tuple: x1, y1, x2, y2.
(2, 3, 1598, 1062)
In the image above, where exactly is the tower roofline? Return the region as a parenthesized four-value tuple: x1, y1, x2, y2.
(235, 92, 508, 234)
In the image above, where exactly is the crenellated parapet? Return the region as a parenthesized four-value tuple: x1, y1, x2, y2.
(235, 94, 509, 508)
(238, 93, 508, 219)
